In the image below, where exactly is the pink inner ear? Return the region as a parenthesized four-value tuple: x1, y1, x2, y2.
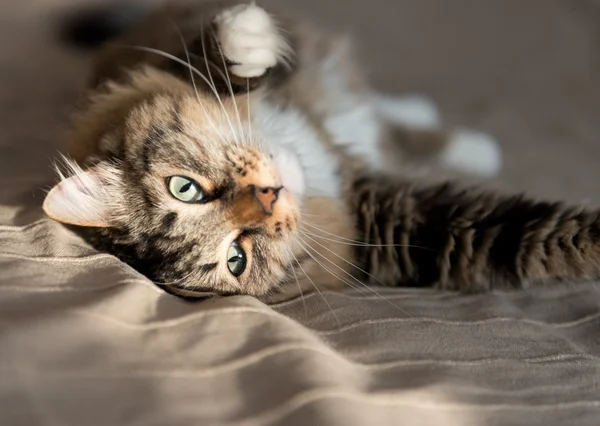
(43, 170, 111, 228)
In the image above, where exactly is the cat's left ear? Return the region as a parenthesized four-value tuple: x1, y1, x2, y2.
(43, 162, 118, 228)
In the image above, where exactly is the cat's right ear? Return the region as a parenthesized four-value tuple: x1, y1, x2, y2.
(43, 162, 117, 228)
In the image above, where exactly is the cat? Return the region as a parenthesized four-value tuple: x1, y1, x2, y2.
(43, 0, 599, 301)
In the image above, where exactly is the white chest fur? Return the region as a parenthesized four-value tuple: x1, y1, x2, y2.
(252, 101, 341, 199)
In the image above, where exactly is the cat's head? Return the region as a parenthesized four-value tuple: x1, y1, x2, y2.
(43, 68, 353, 298)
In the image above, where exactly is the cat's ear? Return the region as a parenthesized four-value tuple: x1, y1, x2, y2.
(43, 161, 118, 228)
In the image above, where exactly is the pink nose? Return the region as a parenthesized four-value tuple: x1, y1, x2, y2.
(253, 186, 281, 215)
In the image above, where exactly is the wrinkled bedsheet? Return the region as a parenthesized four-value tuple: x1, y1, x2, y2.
(2, 1, 600, 425)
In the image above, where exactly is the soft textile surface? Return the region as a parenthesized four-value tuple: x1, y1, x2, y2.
(2, 228, 600, 425)
(2, 1, 600, 425)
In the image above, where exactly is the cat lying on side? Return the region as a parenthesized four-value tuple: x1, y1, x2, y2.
(44, 1, 597, 301)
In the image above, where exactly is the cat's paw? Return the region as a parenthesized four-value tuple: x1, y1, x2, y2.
(441, 129, 502, 177)
(374, 94, 441, 129)
(215, 4, 288, 78)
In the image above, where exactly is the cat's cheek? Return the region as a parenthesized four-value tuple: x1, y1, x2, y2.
(154, 201, 215, 226)
(267, 192, 300, 236)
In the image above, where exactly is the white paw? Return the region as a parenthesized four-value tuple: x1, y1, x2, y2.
(441, 129, 502, 177)
(374, 94, 441, 129)
(215, 4, 286, 78)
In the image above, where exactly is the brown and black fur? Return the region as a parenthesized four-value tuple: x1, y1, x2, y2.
(350, 174, 600, 290)
(45, 0, 600, 300)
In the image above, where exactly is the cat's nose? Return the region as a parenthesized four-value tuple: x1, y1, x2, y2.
(253, 186, 281, 215)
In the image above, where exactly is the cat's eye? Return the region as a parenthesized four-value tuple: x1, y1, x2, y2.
(227, 240, 247, 277)
(167, 176, 205, 203)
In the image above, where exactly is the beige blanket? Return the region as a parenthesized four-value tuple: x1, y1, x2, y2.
(2, 1, 600, 425)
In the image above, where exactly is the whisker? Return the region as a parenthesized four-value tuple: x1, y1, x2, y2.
(211, 26, 245, 141)
(301, 220, 434, 251)
(299, 229, 386, 286)
(299, 229, 381, 247)
(246, 78, 252, 142)
(288, 245, 340, 325)
(298, 212, 329, 218)
(170, 23, 227, 145)
(294, 237, 368, 296)
(117, 45, 239, 144)
(301, 227, 432, 250)
(285, 247, 308, 317)
(199, 21, 240, 145)
(296, 233, 412, 317)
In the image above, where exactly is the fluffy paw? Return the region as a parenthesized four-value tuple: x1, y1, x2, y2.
(215, 4, 287, 78)
(441, 129, 502, 177)
(374, 94, 441, 129)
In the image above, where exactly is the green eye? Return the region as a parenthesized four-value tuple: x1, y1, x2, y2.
(168, 176, 204, 203)
(227, 240, 247, 277)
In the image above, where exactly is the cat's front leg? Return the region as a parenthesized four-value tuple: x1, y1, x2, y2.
(205, 3, 291, 92)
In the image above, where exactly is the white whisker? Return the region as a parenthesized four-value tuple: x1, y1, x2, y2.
(297, 233, 412, 317)
(285, 247, 308, 317)
(301, 220, 433, 251)
(299, 230, 385, 286)
(294, 237, 368, 296)
(298, 212, 329, 218)
(118, 45, 239, 144)
(199, 22, 241, 145)
(170, 23, 228, 145)
(246, 78, 252, 142)
(288, 246, 339, 325)
(211, 26, 245, 141)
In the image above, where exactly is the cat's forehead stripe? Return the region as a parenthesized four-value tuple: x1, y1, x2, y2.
(141, 125, 166, 172)
(161, 212, 178, 230)
(169, 95, 184, 131)
(137, 120, 213, 178)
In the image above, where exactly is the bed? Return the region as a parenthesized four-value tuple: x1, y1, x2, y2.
(2, 1, 600, 425)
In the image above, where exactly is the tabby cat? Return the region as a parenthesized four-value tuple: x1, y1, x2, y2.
(43, 0, 600, 301)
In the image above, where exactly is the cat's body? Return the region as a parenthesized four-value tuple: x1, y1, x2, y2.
(43, 0, 600, 300)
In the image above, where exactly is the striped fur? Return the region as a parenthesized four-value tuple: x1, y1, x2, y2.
(43, 0, 600, 300)
(350, 174, 600, 290)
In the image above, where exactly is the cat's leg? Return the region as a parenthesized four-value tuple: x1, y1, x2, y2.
(89, 1, 291, 92)
(375, 94, 502, 177)
(299, 38, 502, 177)
(375, 94, 441, 129)
(351, 173, 600, 291)
(200, 3, 291, 93)
(214, 4, 289, 78)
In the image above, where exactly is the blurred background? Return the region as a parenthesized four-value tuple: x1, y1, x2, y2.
(2, 0, 600, 223)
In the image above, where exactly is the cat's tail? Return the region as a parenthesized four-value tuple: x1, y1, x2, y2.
(351, 174, 600, 291)
(58, 1, 155, 50)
